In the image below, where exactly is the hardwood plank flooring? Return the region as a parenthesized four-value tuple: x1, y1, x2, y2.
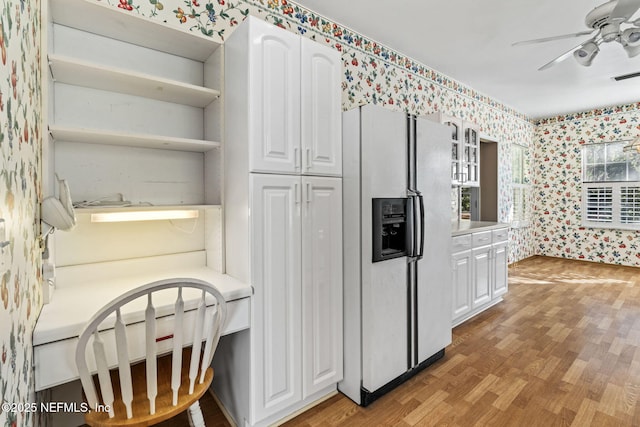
(193, 256, 640, 426)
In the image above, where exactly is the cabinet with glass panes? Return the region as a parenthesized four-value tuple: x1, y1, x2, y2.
(428, 112, 480, 187)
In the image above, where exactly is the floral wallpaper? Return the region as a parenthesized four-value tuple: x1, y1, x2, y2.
(1, 0, 638, 425)
(534, 103, 640, 267)
(95, 0, 536, 264)
(0, 0, 43, 425)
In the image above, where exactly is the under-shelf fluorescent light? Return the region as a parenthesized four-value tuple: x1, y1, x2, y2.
(91, 209, 199, 223)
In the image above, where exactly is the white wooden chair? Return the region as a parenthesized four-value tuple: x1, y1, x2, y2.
(75, 278, 227, 427)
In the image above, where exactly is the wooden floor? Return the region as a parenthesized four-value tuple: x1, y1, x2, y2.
(189, 256, 640, 426)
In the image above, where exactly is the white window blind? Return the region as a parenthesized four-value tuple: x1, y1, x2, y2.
(621, 186, 640, 224)
(585, 186, 613, 223)
(512, 186, 527, 222)
(581, 141, 640, 230)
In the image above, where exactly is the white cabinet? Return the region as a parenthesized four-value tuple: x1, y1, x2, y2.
(463, 123, 480, 187)
(451, 226, 509, 327)
(301, 177, 343, 398)
(472, 245, 492, 307)
(249, 174, 342, 420)
(428, 113, 480, 187)
(300, 40, 343, 176)
(242, 16, 341, 176)
(492, 240, 509, 298)
(223, 15, 342, 427)
(452, 249, 472, 319)
(247, 23, 301, 174)
(429, 113, 463, 185)
(250, 175, 303, 418)
(237, 173, 343, 424)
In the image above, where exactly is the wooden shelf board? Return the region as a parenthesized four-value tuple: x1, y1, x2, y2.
(50, 0, 221, 62)
(49, 125, 221, 152)
(49, 54, 220, 108)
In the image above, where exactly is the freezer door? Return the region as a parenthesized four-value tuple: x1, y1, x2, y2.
(361, 257, 409, 392)
(360, 104, 408, 198)
(414, 117, 453, 363)
(360, 104, 409, 392)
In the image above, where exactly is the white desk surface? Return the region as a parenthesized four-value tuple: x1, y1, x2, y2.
(34, 265, 252, 346)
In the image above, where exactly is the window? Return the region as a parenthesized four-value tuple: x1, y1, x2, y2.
(582, 141, 640, 230)
(511, 144, 530, 226)
(460, 187, 471, 219)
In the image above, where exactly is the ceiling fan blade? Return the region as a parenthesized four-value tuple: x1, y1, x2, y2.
(512, 30, 595, 46)
(538, 39, 592, 71)
(609, 0, 640, 21)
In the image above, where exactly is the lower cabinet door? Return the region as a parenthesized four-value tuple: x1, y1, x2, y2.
(250, 174, 302, 421)
(452, 250, 472, 322)
(301, 176, 343, 398)
(472, 245, 492, 308)
(492, 241, 508, 298)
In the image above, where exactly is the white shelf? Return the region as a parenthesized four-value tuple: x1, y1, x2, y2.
(50, 0, 221, 62)
(49, 125, 220, 152)
(49, 54, 220, 108)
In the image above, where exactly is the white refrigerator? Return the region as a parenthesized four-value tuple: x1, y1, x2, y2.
(340, 104, 453, 405)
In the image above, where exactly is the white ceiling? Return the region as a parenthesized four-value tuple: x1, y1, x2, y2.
(293, 0, 640, 119)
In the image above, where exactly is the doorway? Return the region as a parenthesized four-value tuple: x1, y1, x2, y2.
(468, 138, 498, 222)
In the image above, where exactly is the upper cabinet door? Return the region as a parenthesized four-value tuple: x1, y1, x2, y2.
(427, 113, 464, 185)
(463, 123, 480, 187)
(442, 117, 463, 185)
(300, 38, 342, 177)
(249, 20, 301, 174)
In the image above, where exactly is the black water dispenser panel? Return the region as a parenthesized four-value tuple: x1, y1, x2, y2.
(372, 198, 410, 263)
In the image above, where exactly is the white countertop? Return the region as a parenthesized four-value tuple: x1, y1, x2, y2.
(34, 262, 251, 346)
(451, 221, 510, 236)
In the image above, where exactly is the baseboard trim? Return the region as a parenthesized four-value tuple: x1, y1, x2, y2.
(210, 389, 237, 427)
(271, 390, 338, 426)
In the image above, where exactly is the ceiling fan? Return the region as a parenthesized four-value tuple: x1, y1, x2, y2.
(514, 0, 640, 70)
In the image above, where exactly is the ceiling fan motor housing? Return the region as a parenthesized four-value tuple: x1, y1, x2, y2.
(585, 1, 618, 29)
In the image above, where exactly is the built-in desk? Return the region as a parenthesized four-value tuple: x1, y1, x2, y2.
(33, 252, 252, 392)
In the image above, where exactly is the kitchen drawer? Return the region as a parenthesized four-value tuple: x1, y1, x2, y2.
(452, 234, 472, 253)
(492, 227, 509, 243)
(472, 230, 492, 247)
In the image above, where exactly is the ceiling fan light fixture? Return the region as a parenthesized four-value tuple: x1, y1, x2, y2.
(621, 27, 640, 47)
(623, 43, 640, 57)
(573, 42, 599, 66)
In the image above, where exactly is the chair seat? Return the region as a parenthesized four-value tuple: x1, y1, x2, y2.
(85, 348, 213, 427)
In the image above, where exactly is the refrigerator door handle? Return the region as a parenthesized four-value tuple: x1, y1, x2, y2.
(407, 193, 422, 260)
(406, 196, 416, 258)
(417, 192, 425, 260)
